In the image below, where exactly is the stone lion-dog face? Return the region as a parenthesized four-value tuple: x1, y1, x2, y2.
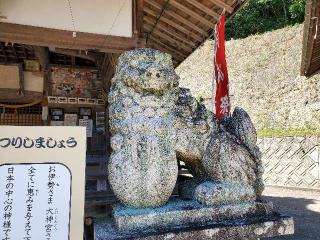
(115, 48, 179, 95)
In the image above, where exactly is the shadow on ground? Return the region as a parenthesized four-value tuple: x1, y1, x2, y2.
(262, 187, 320, 240)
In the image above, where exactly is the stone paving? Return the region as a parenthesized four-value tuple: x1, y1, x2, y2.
(262, 186, 320, 240)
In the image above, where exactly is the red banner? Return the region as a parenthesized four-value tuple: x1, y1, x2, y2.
(214, 15, 231, 121)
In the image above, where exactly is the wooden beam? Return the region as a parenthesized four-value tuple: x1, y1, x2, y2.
(33, 46, 50, 68)
(0, 23, 145, 54)
(148, 41, 185, 61)
(32, 46, 49, 96)
(144, 7, 203, 42)
(208, 0, 234, 13)
(145, 0, 208, 37)
(169, 0, 214, 28)
(144, 16, 196, 48)
(184, 0, 220, 20)
(148, 36, 186, 60)
(148, 40, 182, 63)
(133, 0, 144, 37)
(11, 44, 19, 62)
(0, 42, 8, 62)
(144, 23, 193, 52)
(144, 20, 193, 51)
(53, 48, 97, 62)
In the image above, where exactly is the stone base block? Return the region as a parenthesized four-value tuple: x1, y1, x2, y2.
(113, 199, 273, 232)
(195, 181, 255, 206)
(94, 214, 294, 240)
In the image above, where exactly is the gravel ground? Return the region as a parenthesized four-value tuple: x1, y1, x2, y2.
(262, 186, 320, 240)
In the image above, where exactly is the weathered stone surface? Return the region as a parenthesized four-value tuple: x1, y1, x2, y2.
(108, 48, 264, 209)
(108, 49, 179, 208)
(196, 107, 264, 199)
(223, 107, 262, 161)
(224, 107, 257, 149)
(173, 91, 264, 199)
(95, 213, 294, 240)
(174, 88, 218, 177)
(201, 130, 264, 199)
(112, 199, 273, 232)
(179, 180, 255, 205)
(178, 178, 204, 200)
(194, 181, 255, 206)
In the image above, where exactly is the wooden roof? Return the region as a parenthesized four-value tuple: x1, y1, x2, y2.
(0, 0, 248, 66)
(143, 0, 247, 65)
(301, 0, 320, 76)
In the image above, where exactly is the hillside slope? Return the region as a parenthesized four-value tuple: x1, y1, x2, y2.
(176, 24, 320, 133)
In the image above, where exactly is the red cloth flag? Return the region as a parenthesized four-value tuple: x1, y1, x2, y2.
(214, 15, 231, 121)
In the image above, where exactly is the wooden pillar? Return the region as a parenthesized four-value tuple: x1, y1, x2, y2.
(33, 46, 50, 125)
(133, 0, 144, 39)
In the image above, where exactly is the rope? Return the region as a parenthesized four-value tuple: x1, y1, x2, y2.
(107, 0, 128, 36)
(66, 0, 77, 48)
(101, 0, 128, 48)
(67, 0, 76, 34)
(0, 99, 44, 109)
(146, 0, 170, 43)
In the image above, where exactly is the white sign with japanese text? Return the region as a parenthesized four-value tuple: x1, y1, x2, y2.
(79, 119, 93, 138)
(0, 126, 86, 240)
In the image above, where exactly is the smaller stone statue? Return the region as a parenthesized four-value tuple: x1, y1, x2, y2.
(175, 89, 264, 203)
(202, 107, 264, 199)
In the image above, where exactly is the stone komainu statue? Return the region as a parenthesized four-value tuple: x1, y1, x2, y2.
(108, 48, 264, 209)
(175, 91, 264, 199)
(108, 49, 179, 208)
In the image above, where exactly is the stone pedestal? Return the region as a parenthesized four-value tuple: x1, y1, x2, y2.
(94, 200, 294, 240)
(113, 199, 273, 232)
(94, 214, 293, 240)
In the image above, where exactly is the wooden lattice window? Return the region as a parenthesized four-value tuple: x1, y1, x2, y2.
(0, 103, 43, 126)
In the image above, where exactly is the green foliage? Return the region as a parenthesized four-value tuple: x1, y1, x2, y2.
(195, 95, 204, 102)
(225, 0, 306, 40)
(289, 0, 305, 22)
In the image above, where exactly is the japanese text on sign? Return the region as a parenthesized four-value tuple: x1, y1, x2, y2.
(0, 164, 71, 240)
(0, 137, 77, 149)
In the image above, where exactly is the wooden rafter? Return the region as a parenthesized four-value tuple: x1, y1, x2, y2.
(144, 7, 203, 42)
(169, 0, 214, 28)
(0, 0, 248, 66)
(208, 0, 234, 13)
(149, 44, 181, 63)
(149, 36, 186, 60)
(145, 0, 208, 37)
(144, 16, 196, 48)
(144, 23, 193, 52)
(144, 0, 247, 64)
(184, 0, 220, 20)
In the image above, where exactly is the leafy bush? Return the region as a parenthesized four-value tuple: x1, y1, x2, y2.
(225, 0, 306, 40)
(289, 0, 305, 22)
